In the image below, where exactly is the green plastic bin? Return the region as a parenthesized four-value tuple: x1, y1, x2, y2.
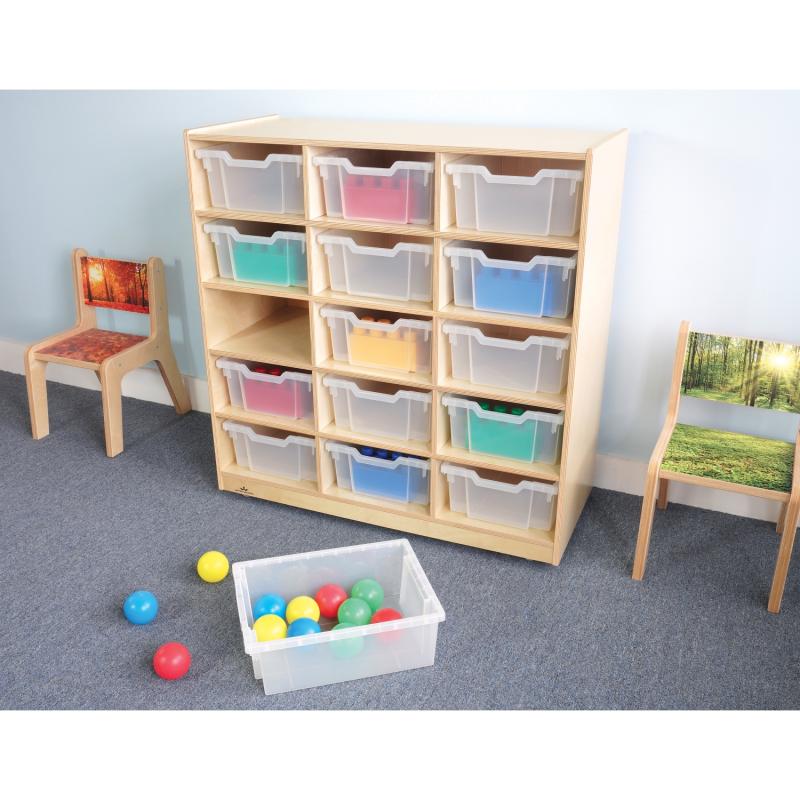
(442, 395, 564, 464)
(205, 222, 307, 287)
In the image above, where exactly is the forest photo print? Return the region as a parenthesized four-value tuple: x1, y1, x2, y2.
(661, 331, 800, 492)
(681, 332, 800, 413)
(80, 257, 149, 314)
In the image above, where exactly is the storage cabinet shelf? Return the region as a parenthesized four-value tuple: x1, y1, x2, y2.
(208, 309, 312, 368)
(186, 116, 627, 564)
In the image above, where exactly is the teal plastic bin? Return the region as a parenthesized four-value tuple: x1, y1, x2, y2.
(442, 395, 564, 464)
(205, 222, 307, 287)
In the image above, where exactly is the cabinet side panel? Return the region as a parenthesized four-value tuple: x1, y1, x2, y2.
(554, 131, 628, 563)
(184, 131, 225, 488)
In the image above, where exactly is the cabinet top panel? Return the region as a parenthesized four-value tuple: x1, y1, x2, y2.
(186, 114, 624, 158)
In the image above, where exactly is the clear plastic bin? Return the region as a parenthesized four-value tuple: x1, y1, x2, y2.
(204, 222, 307, 287)
(442, 323, 570, 394)
(196, 147, 304, 214)
(445, 156, 584, 236)
(233, 539, 445, 695)
(323, 376, 431, 442)
(320, 306, 432, 374)
(326, 442, 430, 505)
(223, 420, 316, 482)
(445, 243, 577, 318)
(442, 395, 564, 464)
(318, 233, 432, 302)
(313, 151, 434, 224)
(442, 463, 558, 531)
(217, 358, 313, 420)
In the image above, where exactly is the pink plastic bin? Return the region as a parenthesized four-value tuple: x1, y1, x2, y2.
(217, 358, 313, 419)
(312, 154, 434, 224)
(342, 174, 410, 222)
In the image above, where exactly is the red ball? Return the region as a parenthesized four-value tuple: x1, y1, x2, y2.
(371, 608, 403, 624)
(153, 642, 191, 680)
(315, 583, 348, 619)
(370, 608, 403, 643)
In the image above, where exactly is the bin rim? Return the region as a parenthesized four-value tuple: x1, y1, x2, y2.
(445, 161, 583, 186)
(196, 148, 303, 169)
(444, 244, 577, 272)
(441, 462, 559, 495)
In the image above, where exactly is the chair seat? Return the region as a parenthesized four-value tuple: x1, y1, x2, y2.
(36, 328, 147, 365)
(662, 423, 794, 493)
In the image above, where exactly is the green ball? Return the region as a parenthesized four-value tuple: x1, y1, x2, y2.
(350, 578, 384, 613)
(337, 597, 372, 626)
(330, 622, 364, 660)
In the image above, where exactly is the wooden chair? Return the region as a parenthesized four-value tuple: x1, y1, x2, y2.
(25, 249, 191, 457)
(632, 321, 800, 613)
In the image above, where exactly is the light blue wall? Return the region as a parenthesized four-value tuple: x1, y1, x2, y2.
(1, 91, 798, 461)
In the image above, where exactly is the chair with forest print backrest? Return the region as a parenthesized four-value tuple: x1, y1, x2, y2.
(632, 321, 800, 612)
(24, 249, 191, 457)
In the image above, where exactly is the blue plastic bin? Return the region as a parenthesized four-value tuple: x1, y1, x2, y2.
(446, 244, 577, 318)
(325, 442, 430, 505)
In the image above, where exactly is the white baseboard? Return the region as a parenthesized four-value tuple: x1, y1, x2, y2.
(0, 337, 211, 413)
(0, 337, 781, 524)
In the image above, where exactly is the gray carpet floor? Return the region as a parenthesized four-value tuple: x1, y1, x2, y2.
(1, 369, 799, 709)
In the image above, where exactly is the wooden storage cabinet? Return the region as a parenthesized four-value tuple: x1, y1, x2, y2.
(185, 116, 627, 564)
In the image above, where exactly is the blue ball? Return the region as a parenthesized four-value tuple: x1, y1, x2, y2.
(287, 617, 321, 638)
(253, 593, 286, 621)
(123, 590, 158, 625)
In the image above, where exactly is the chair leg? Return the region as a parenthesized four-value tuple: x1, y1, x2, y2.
(632, 470, 660, 581)
(768, 502, 800, 613)
(657, 478, 669, 510)
(777, 503, 787, 535)
(156, 351, 191, 415)
(25, 353, 50, 440)
(100, 366, 124, 457)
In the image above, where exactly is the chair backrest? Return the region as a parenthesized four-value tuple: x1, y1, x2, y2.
(80, 256, 149, 314)
(681, 329, 800, 414)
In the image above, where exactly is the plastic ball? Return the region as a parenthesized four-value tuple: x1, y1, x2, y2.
(153, 642, 191, 680)
(371, 607, 403, 643)
(371, 608, 402, 624)
(196, 550, 229, 583)
(253, 593, 286, 620)
(350, 578, 384, 613)
(330, 622, 365, 659)
(123, 590, 158, 625)
(287, 617, 322, 638)
(253, 614, 287, 642)
(286, 596, 320, 624)
(337, 597, 372, 626)
(315, 583, 348, 619)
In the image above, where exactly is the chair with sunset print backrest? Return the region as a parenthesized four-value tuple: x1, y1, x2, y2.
(25, 249, 191, 457)
(632, 321, 800, 612)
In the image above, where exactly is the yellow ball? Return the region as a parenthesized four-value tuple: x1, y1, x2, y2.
(286, 595, 320, 624)
(253, 614, 287, 642)
(196, 550, 229, 583)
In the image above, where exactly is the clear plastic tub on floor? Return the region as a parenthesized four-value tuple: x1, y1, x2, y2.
(196, 147, 304, 214)
(442, 394, 564, 464)
(442, 323, 570, 394)
(313, 152, 434, 224)
(445, 243, 577, 318)
(223, 420, 316, 482)
(326, 442, 430, 505)
(233, 539, 445, 695)
(445, 156, 584, 236)
(322, 376, 431, 442)
(217, 358, 313, 420)
(318, 233, 432, 302)
(204, 222, 307, 287)
(442, 463, 558, 531)
(320, 306, 432, 374)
